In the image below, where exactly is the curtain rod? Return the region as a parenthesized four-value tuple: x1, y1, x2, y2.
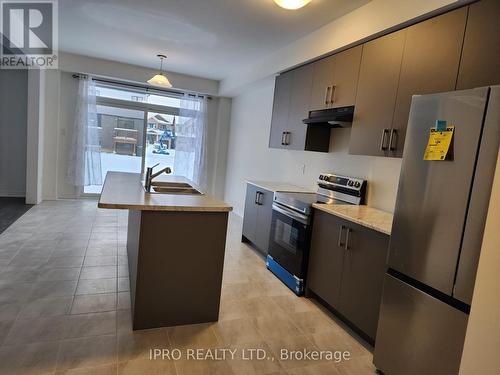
(71, 73, 212, 100)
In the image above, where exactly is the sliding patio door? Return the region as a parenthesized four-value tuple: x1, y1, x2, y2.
(144, 112, 177, 176)
(83, 83, 181, 195)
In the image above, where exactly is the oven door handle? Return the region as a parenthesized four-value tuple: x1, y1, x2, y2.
(272, 203, 309, 225)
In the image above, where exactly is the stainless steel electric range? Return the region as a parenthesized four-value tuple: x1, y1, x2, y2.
(266, 173, 366, 295)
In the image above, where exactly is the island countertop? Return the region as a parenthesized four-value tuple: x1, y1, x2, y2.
(98, 172, 233, 212)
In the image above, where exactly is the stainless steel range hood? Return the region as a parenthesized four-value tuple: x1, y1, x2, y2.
(302, 106, 354, 127)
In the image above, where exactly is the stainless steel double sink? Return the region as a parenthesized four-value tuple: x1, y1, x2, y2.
(145, 181, 203, 195)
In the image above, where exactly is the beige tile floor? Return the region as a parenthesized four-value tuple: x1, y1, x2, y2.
(0, 200, 376, 375)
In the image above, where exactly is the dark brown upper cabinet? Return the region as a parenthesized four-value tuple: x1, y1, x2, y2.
(269, 64, 331, 152)
(349, 30, 406, 157)
(269, 65, 313, 151)
(309, 46, 362, 111)
(286, 64, 314, 150)
(270, 1, 498, 156)
(330, 46, 362, 108)
(309, 55, 335, 111)
(390, 7, 467, 157)
(457, 0, 500, 90)
(269, 71, 293, 149)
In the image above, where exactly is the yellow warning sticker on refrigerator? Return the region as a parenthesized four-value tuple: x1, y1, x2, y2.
(424, 126, 454, 161)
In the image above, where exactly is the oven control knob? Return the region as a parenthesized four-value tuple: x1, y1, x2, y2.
(348, 181, 353, 186)
(319, 175, 324, 180)
(354, 181, 361, 188)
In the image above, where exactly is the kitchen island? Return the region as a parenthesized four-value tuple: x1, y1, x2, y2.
(98, 172, 232, 330)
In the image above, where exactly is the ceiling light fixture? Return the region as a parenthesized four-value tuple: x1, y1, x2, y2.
(147, 54, 173, 88)
(273, 0, 312, 10)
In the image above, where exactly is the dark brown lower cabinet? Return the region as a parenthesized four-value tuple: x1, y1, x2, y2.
(307, 210, 345, 308)
(127, 210, 228, 329)
(337, 220, 391, 340)
(307, 209, 390, 342)
(242, 183, 274, 256)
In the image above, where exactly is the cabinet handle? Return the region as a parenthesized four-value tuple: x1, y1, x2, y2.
(284, 131, 291, 146)
(338, 225, 345, 247)
(257, 192, 263, 205)
(254, 192, 259, 205)
(330, 85, 336, 105)
(380, 129, 389, 151)
(344, 228, 351, 251)
(325, 86, 331, 106)
(281, 131, 291, 146)
(388, 129, 397, 151)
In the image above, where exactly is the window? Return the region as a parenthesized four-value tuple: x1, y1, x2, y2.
(83, 82, 184, 194)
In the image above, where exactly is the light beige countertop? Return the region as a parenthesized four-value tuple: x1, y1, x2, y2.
(247, 180, 315, 193)
(313, 203, 394, 235)
(98, 172, 232, 212)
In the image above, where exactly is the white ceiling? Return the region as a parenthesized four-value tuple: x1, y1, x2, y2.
(59, 0, 370, 81)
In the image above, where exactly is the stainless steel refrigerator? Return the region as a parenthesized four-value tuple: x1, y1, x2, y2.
(374, 86, 500, 375)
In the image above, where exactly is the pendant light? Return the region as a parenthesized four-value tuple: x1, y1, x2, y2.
(274, 0, 312, 10)
(147, 54, 173, 88)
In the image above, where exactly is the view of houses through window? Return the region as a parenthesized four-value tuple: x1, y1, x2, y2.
(84, 84, 184, 194)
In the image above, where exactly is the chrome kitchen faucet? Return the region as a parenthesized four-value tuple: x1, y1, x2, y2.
(144, 163, 172, 192)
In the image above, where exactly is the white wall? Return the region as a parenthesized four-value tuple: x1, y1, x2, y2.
(59, 52, 219, 96)
(205, 96, 232, 199)
(0, 70, 28, 197)
(459, 150, 500, 375)
(211, 97, 232, 198)
(55, 72, 79, 199)
(223, 77, 402, 216)
(26, 70, 46, 204)
(42, 70, 61, 200)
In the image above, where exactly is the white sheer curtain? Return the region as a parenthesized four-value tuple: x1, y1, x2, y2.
(173, 94, 208, 191)
(67, 76, 102, 187)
